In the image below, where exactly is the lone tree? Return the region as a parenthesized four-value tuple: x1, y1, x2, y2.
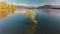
(24, 10, 37, 34)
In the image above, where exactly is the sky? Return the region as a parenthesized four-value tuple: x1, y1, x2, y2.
(0, 0, 60, 6)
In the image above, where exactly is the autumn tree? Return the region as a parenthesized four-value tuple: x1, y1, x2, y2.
(0, 2, 16, 18)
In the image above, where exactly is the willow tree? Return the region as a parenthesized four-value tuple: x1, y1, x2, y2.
(24, 10, 37, 34)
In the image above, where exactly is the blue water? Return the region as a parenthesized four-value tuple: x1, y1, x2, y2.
(36, 13, 60, 34)
(0, 9, 60, 34)
(0, 13, 26, 34)
(35, 9, 60, 34)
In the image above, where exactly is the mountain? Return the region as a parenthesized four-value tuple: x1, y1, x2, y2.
(38, 5, 60, 9)
(15, 4, 38, 9)
(15, 4, 60, 9)
(38, 5, 55, 9)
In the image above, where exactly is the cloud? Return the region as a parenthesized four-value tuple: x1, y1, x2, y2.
(1, 0, 60, 6)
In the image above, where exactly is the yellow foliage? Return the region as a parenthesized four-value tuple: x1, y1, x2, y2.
(24, 10, 35, 18)
(0, 2, 16, 18)
(7, 4, 16, 13)
(0, 2, 16, 12)
(0, 2, 7, 9)
(24, 10, 37, 24)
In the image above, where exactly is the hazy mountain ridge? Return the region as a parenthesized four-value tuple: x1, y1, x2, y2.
(15, 5, 60, 9)
(38, 5, 60, 9)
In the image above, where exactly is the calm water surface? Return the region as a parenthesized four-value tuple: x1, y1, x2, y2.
(0, 9, 60, 34)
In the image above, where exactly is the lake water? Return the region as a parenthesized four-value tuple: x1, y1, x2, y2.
(0, 9, 60, 34)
